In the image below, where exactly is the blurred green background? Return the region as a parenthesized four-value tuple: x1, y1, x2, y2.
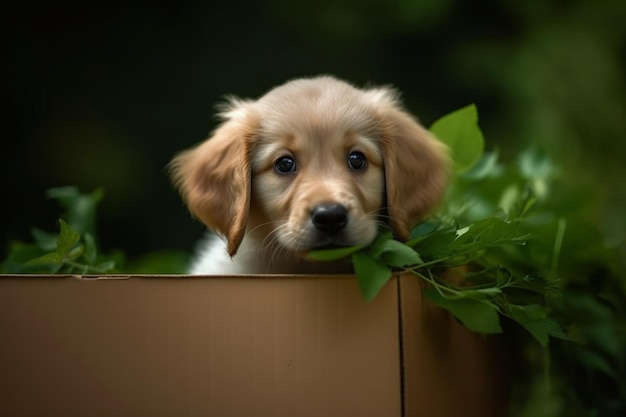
(4, 0, 625, 266)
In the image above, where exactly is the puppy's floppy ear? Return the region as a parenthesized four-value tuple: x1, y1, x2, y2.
(169, 100, 257, 256)
(368, 88, 451, 241)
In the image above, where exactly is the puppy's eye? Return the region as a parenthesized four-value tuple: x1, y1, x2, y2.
(275, 156, 296, 174)
(347, 151, 367, 170)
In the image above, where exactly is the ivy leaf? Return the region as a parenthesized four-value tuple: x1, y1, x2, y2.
(352, 252, 393, 302)
(56, 219, 81, 257)
(425, 289, 503, 334)
(430, 104, 484, 173)
(25, 252, 64, 266)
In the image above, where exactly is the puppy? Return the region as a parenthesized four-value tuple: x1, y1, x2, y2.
(170, 75, 449, 274)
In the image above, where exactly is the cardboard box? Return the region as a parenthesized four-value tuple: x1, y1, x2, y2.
(0, 274, 508, 417)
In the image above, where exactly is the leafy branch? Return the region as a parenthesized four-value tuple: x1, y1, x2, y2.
(310, 214, 568, 346)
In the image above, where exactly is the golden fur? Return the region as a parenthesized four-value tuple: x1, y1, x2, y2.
(170, 75, 450, 274)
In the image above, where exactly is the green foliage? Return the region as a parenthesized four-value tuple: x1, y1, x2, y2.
(316, 214, 565, 344)
(2, 187, 122, 274)
(1, 186, 189, 275)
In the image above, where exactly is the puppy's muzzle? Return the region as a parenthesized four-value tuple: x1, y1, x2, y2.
(311, 203, 348, 234)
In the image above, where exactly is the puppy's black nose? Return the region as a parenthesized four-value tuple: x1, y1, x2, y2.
(311, 203, 348, 233)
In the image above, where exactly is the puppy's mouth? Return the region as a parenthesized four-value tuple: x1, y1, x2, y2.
(312, 242, 349, 251)
(287, 233, 354, 255)
(307, 232, 361, 251)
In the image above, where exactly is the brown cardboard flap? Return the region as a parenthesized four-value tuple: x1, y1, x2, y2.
(0, 275, 402, 417)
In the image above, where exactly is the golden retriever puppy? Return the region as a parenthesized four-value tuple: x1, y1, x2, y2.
(170, 75, 449, 274)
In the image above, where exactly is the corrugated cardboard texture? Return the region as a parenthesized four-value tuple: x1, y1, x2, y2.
(0, 275, 402, 417)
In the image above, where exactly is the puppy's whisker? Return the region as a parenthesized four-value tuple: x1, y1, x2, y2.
(368, 207, 388, 217)
(247, 220, 284, 236)
(259, 223, 293, 270)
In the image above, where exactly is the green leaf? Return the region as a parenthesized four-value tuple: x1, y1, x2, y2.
(25, 252, 64, 266)
(56, 219, 81, 256)
(407, 221, 439, 246)
(508, 273, 560, 296)
(371, 238, 424, 268)
(307, 244, 366, 261)
(352, 252, 393, 302)
(24, 251, 66, 273)
(430, 104, 485, 173)
(409, 221, 438, 239)
(66, 244, 85, 261)
(526, 318, 568, 343)
(495, 265, 513, 287)
(411, 226, 458, 260)
(412, 217, 532, 265)
(452, 218, 533, 256)
(425, 289, 503, 334)
(506, 304, 568, 346)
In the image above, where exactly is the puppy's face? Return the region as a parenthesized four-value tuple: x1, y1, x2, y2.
(170, 76, 450, 259)
(250, 126, 385, 252)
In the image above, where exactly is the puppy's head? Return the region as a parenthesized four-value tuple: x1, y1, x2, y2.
(170, 76, 450, 257)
